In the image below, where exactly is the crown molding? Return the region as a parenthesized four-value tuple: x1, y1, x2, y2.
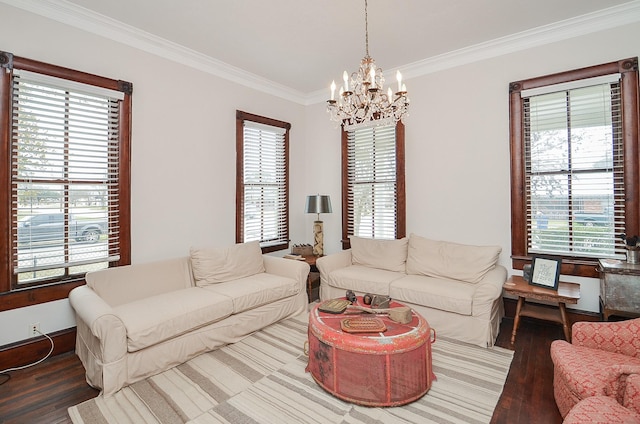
(307, 0, 640, 104)
(1, 0, 308, 104)
(3, 0, 640, 106)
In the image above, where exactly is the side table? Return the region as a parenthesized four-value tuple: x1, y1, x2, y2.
(504, 275, 580, 344)
(598, 259, 640, 321)
(302, 255, 320, 302)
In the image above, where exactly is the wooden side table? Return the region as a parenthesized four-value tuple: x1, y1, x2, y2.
(504, 275, 580, 344)
(302, 255, 320, 302)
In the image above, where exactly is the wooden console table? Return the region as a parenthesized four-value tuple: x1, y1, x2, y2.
(504, 275, 580, 344)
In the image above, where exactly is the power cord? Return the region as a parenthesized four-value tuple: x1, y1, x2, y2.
(0, 329, 55, 386)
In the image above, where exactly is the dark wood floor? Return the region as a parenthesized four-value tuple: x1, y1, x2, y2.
(0, 316, 563, 424)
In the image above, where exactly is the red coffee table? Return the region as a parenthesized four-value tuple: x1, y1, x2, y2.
(306, 297, 436, 407)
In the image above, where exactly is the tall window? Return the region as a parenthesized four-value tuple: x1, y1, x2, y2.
(509, 58, 639, 277)
(0, 52, 132, 296)
(236, 110, 290, 253)
(342, 122, 406, 248)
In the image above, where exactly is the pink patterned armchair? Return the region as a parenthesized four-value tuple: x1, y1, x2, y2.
(550, 318, 640, 420)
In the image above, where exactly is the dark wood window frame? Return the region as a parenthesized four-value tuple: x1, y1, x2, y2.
(235, 110, 290, 254)
(0, 52, 132, 312)
(509, 58, 639, 278)
(341, 121, 406, 249)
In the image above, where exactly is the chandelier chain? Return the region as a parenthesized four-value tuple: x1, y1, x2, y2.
(364, 0, 369, 58)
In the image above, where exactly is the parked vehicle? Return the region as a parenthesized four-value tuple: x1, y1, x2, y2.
(17, 213, 107, 245)
(573, 212, 612, 226)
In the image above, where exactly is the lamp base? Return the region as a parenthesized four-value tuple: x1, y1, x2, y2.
(313, 220, 324, 256)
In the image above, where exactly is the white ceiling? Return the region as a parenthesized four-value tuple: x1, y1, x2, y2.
(5, 0, 640, 103)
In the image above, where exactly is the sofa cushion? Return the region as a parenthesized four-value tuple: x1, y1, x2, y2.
(327, 265, 405, 295)
(113, 287, 233, 352)
(390, 275, 474, 315)
(190, 241, 265, 286)
(202, 272, 300, 314)
(350, 236, 408, 272)
(406, 234, 501, 284)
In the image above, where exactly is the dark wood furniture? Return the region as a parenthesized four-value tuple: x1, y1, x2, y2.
(504, 275, 580, 344)
(598, 259, 640, 321)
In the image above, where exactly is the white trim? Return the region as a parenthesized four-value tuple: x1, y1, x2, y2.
(3, 0, 640, 106)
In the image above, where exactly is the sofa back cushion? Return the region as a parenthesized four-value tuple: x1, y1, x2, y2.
(406, 234, 501, 283)
(86, 257, 193, 307)
(350, 236, 408, 272)
(190, 241, 265, 286)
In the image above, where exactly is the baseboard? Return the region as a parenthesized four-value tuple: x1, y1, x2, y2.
(0, 327, 76, 371)
(503, 297, 601, 325)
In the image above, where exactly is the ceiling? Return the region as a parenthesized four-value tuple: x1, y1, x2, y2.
(6, 0, 640, 102)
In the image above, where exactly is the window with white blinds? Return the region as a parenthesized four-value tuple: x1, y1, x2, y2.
(10, 69, 124, 286)
(523, 77, 624, 259)
(346, 124, 399, 239)
(236, 111, 289, 251)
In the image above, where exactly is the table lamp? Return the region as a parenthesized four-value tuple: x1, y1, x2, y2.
(305, 194, 332, 256)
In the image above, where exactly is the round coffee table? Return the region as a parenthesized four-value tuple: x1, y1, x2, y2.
(306, 297, 435, 407)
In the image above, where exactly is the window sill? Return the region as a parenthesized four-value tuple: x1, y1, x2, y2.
(512, 256, 600, 278)
(0, 280, 85, 312)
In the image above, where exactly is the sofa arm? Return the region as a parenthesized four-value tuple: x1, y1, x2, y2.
(624, 373, 640, 415)
(471, 265, 507, 316)
(69, 285, 127, 363)
(316, 250, 353, 278)
(263, 256, 310, 288)
(572, 318, 640, 358)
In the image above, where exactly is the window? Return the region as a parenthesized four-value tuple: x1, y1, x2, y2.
(341, 122, 406, 248)
(235, 110, 290, 253)
(0, 51, 132, 302)
(509, 58, 639, 277)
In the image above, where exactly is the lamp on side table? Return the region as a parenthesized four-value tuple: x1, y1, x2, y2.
(305, 194, 332, 256)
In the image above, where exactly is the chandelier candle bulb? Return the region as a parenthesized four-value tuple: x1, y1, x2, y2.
(330, 81, 336, 100)
(397, 70, 402, 92)
(343, 71, 349, 91)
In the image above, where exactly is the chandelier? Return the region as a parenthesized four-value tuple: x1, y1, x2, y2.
(327, 0, 409, 129)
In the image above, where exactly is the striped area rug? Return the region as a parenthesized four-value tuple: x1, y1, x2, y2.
(68, 312, 514, 424)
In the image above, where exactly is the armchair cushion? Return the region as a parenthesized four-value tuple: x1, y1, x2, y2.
(572, 319, 640, 358)
(564, 396, 640, 424)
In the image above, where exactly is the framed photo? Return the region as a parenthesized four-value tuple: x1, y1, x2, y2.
(529, 255, 561, 290)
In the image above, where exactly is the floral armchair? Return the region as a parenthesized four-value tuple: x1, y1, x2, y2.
(550, 318, 640, 420)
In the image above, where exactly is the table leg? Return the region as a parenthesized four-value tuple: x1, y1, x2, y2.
(511, 296, 525, 344)
(558, 302, 571, 342)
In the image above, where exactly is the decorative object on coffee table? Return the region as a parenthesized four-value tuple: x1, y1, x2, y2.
(306, 297, 435, 407)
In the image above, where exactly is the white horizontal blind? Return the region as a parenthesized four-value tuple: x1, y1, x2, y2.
(347, 124, 397, 239)
(524, 78, 624, 258)
(242, 121, 288, 247)
(11, 70, 121, 283)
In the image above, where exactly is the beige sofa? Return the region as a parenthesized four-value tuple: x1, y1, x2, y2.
(69, 241, 309, 396)
(317, 234, 506, 347)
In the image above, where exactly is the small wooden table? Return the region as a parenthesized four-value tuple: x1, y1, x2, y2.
(504, 275, 580, 344)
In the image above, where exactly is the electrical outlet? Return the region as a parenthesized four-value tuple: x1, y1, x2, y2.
(29, 322, 40, 337)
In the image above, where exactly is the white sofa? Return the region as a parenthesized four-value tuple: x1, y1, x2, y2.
(317, 234, 507, 347)
(69, 241, 309, 396)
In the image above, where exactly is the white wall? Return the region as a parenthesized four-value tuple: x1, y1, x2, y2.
(1, 3, 639, 345)
(304, 23, 640, 314)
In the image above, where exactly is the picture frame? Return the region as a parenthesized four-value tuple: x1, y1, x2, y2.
(529, 255, 562, 290)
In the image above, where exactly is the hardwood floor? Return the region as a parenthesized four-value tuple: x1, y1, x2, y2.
(0, 317, 564, 424)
